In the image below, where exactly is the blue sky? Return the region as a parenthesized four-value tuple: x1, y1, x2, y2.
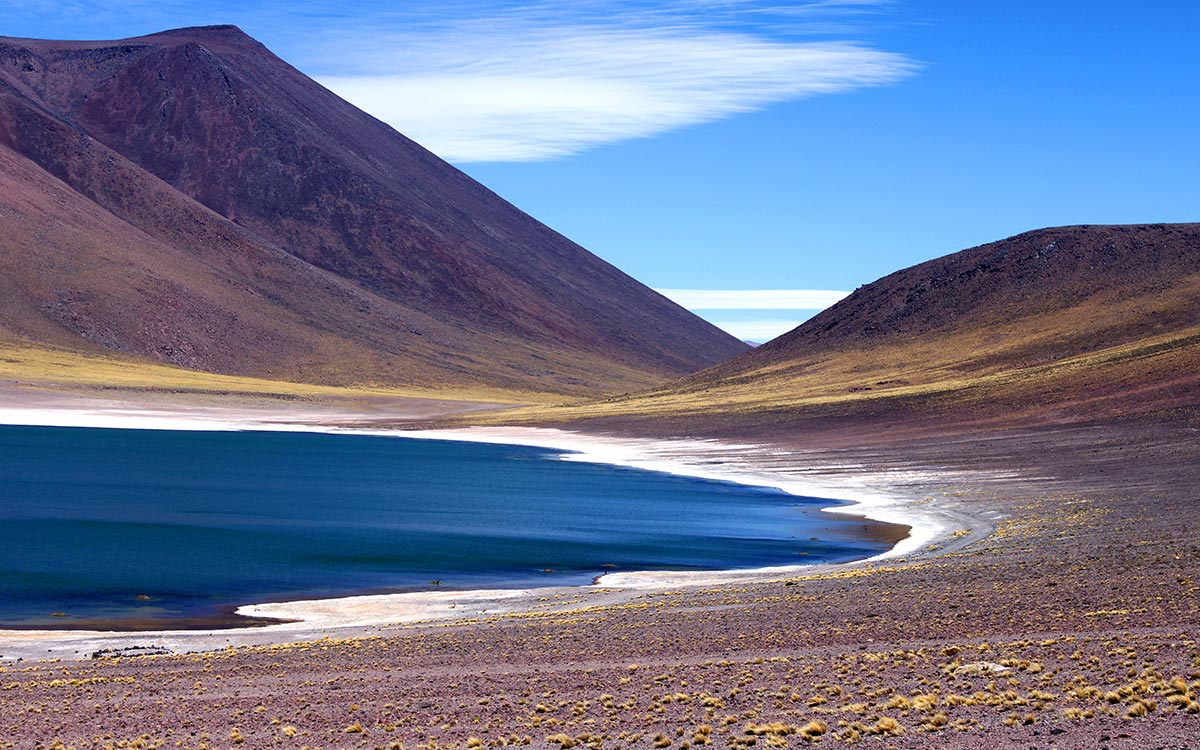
(3, 1, 1197, 341)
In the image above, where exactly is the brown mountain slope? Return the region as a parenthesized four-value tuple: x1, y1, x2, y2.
(475, 224, 1200, 436)
(0, 26, 745, 395)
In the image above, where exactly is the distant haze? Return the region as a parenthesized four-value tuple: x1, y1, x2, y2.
(655, 289, 848, 342)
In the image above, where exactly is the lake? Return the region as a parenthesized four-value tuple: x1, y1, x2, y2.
(0, 424, 895, 630)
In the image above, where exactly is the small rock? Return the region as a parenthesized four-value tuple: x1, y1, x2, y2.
(954, 661, 1012, 676)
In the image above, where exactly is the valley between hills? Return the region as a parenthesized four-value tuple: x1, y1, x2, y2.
(0, 25, 1197, 750)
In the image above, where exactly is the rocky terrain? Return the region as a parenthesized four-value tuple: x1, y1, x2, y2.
(0, 419, 1196, 749)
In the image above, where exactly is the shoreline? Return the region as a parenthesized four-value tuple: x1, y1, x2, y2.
(0, 401, 990, 662)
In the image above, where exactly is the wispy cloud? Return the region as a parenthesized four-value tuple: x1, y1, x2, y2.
(0, 1, 916, 162)
(311, 2, 918, 162)
(706, 317, 813, 342)
(655, 288, 850, 309)
(655, 287, 847, 342)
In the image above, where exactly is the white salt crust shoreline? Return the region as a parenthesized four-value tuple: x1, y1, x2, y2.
(0, 404, 985, 662)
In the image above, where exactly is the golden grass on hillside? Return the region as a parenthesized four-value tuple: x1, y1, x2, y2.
(0, 341, 564, 406)
(464, 323, 1200, 426)
(459, 256, 1198, 430)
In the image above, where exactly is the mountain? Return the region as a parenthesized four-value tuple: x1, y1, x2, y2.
(0, 26, 746, 395)
(490, 224, 1200, 437)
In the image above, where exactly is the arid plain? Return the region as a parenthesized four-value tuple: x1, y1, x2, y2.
(0, 24, 1197, 750)
(0, 386, 1197, 750)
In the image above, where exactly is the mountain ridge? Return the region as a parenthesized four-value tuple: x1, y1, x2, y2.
(0, 26, 746, 395)
(466, 223, 1200, 437)
(694, 222, 1200, 381)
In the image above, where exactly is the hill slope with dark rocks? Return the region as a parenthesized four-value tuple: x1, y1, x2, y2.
(481, 223, 1200, 435)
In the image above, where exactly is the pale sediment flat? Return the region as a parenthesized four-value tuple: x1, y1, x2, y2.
(0, 390, 986, 663)
(0, 380, 507, 429)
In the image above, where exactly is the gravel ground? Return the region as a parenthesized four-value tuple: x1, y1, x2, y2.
(1, 418, 1197, 749)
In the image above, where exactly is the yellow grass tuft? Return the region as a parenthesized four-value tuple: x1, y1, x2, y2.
(870, 717, 904, 736)
(798, 720, 828, 740)
(0, 341, 555, 405)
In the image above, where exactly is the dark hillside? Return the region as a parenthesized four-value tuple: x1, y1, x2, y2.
(473, 224, 1200, 435)
(0, 26, 746, 394)
(734, 223, 1200, 376)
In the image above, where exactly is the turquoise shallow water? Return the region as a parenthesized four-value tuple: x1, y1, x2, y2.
(0, 425, 894, 630)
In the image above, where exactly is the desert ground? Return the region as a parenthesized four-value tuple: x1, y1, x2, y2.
(0, 386, 1196, 749)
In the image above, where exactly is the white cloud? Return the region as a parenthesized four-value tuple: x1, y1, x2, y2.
(706, 317, 810, 342)
(314, 17, 917, 161)
(655, 288, 850, 309)
(654, 287, 848, 342)
(3, 2, 917, 163)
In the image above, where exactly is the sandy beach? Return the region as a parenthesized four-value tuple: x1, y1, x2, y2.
(0, 389, 1197, 748)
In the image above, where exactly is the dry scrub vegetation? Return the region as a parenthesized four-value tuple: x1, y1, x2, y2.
(4, 431, 1198, 749)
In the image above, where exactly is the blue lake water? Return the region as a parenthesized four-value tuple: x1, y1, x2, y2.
(0, 424, 897, 630)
